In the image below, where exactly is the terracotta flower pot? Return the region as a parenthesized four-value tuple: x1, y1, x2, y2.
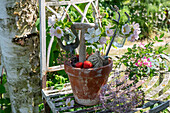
(64, 59, 113, 106)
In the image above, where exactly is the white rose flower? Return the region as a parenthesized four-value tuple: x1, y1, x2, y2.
(66, 98, 74, 107)
(48, 15, 56, 26)
(122, 24, 131, 35)
(127, 34, 135, 42)
(132, 22, 141, 35)
(85, 28, 101, 44)
(133, 29, 140, 40)
(50, 26, 64, 39)
(105, 27, 113, 37)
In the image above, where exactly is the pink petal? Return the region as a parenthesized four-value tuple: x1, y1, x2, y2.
(135, 63, 138, 66)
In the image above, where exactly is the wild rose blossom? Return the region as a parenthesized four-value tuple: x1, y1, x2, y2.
(133, 29, 140, 40)
(50, 26, 64, 38)
(135, 57, 152, 67)
(48, 15, 56, 26)
(127, 34, 136, 42)
(135, 60, 143, 67)
(105, 27, 114, 37)
(147, 62, 152, 67)
(122, 24, 131, 35)
(132, 22, 141, 33)
(85, 28, 101, 44)
(141, 57, 151, 66)
(66, 98, 74, 107)
(132, 22, 141, 40)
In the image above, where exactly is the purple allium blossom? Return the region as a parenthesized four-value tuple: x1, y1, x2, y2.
(100, 74, 144, 113)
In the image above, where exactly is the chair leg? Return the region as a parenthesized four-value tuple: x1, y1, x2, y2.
(44, 99, 51, 113)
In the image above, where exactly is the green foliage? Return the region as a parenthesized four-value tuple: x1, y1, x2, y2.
(128, 0, 169, 39)
(46, 70, 69, 90)
(99, 0, 169, 40)
(0, 85, 5, 94)
(39, 103, 44, 112)
(99, 0, 128, 9)
(68, 3, 95, 23)
(0, 74, 11, 113)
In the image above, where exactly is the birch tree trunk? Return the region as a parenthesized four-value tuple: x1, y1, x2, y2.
(0, 0, 41, 112)
(0, 45, 2, 76)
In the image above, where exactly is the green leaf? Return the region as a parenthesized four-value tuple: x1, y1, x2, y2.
(110, 26, 116, 29)
(65, 22, 73, 27)
(35, 18, 40, 31)
(0, 99, 5, 104)
(127, 48, 132, 52)
(132, 44, 137, 49)
(4, 106, 11, 113)
(0, 109, 5, 113)
(86, 47, 92, 55)
(54, 84, 64, 90)
(159, 33, 164, 39)
(155, 36, 158, 41)
(112, 44, 118, 49)
(158, 40, 163, 42)
(0, 84, 6, 94)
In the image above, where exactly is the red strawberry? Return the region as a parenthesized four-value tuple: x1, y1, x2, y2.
(83, 61, 93, 69)
(75, 62, 83, 68)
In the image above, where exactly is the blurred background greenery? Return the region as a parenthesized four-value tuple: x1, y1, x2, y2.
(99, 0, 169, 40)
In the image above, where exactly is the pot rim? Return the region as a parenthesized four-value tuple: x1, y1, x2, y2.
(64, 59, 113, 71)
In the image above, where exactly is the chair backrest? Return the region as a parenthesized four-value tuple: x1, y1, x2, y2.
(39, 0, 100, 88)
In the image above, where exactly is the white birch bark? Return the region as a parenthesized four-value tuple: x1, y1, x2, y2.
(0, 0, 41, 112)
(0, 45, 2, 77)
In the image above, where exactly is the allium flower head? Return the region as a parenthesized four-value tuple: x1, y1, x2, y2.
(85, 28, 101, 44)
(105, 27, 114, 37)
(50, 26, 64, 39)
(66, 98, 74, 107)
(48, 15, 56, 26)
(122, 24, 131, 35)
(100, 75, 144, 113)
